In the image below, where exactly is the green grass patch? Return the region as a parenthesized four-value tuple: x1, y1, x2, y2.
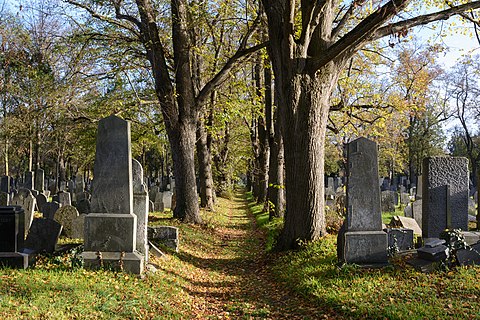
(273, 235, 480, 319)
(245, 192, 283, 251)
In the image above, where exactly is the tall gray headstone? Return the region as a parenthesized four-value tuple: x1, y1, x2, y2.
(57, 191, 72, 206)
(422, 157, 469, 239)
(83, 115, 143, 274)
(132, 159, 149, 262)
(338, 137, 388, 264)
(10, 189, 36, 234)
(35, 168, 44, 193)
(0, 176, 10, 193)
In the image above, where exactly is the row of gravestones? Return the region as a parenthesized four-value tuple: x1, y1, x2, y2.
(338, 137, 478, 266)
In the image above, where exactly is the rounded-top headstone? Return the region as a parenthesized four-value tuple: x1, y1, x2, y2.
(54, 205, 79, 238)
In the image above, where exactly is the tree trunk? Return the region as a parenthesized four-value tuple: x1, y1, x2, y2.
(267, 109, 285, 219)
(275, 69, 338, 250)
(196, 116, 215, 210)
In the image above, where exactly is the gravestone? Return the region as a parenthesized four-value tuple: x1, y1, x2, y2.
(384, 228, 414, 251)
(54, 205, 79, 238)
(163, 191, 173, 210)
(404, 203, 412, 218)
(35, 193, 47, 213)
(0, 192, 9, 206)
(0, 206, 29, 268)
(10, 188, 36, 234)
(24, 218, 62, 254)
(149, 200, 155, 212)
(83, 115, 144, 274)
(390, 215, 422, 236)
(422, 157, 469, 239)
(57, 191, 72, 206)
(147, 226, 179, 252)
(71, 214, 86, 239)
(148, 186, 160, 202)
(154, 192, 164, 212)
(381, 191, 396, 212)
(412, 199, 422, 227)
(42, 202, 61, 220)
(24, 171, 34, 190)
(1, 176, 10, 193)
(132, 159, 149, 262)
(338, 137, 388, 264)
(35, 168, 44, 193)
(456, 243, 480, 266)
(67, 180, 75, 193)
(76, 198, 91, 214)
(400, 193, 410, 205)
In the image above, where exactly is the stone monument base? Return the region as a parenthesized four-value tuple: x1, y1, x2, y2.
(84, 213, 137, 252)
(82, 251, 144, 274)
(0, 252, 31, 269)
(341, 231, 388, 264)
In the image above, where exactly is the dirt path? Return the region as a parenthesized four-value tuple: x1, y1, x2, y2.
(161, 192, 331, 319)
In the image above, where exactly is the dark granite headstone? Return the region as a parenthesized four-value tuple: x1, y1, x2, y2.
(0, 206, 25, 252)
(35, 193, 47, 213)
(76, 199, 91, 214)
(0, 176, 10, 193)
(384, 228, 414, 251)
(422, 157, 469, 238)
(35, 168, 44, 192)
(42, 202, 61, 220)
(24, 218, 62, 254)
(24, 171, 34, 190)
(338, 137, 388, 264)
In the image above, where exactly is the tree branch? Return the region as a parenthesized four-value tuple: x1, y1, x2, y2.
(196, 42, 268, 107)
(372, 1, 480, 40)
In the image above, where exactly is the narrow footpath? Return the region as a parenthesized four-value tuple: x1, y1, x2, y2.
(155, 192, 332, 319)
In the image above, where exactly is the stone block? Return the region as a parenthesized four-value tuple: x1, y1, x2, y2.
(341, 231, 388, 264)
(148, 226, 179, 252)
(417, 245, 449, 262)
(82, 251, 144, 274)
(24, 218, 62, 254)
(84, 213, 136, 252)
(0, 206, 25, 252)
(390, 216, 422, 236)
(456, 243, 480, 266)
(384, 228, 414, 251)
(0, 252, 30, 269)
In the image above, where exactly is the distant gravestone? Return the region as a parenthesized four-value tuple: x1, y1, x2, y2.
(412, 199, 422, 227)
(42, 201, 61, 220)
(400, 193, 410, 205)
(35, 193, 47, 213)
(155, 192, 164, 212)
(71, 214, 86, 239)
(35, 168, 44, 193)
(404, 203, 413, 218)
(54, 205, 79, 238)
(390, 215, 422, 236)
(76, 198, 91, 214)
(149, 200, 155, 212)
(24, 218, 62, 254)
(24, 171, 34, 190)
(10, 188, 36, 234)
(163, 191, 173, 210)
(149, 186, 160, 203)
(0, 192, 9, 206)
(381, 191, 396, 212)
(83, 115, 143, 274)
(338, 137, 388, 264)
(422, 157, 469, 238)
(67, 180, 75, 193)
(132, 159, 149, 261)
(0, 176, 10, 193)
(57, 191, 72, 206)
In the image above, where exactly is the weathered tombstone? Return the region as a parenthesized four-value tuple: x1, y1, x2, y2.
(67, 180, 75, 193)
(54, 205, 79, 238)
(337, 137, 388, 264)
(461, 231, 480, 245)
(400, 193, 410, 205)
(59, 181, 67, 191)
(422, 157, 469, 239)
(404, 202, 413, 218)
(148, 185, 160, 202)
(416, 175, 422, 199)
(42, 201, 61, 220)
(381, 191, 396, 212)
(10, 188, 36, 234)
(0, 192, 9, 206)
(76, 198, 91, 214)
(35, 193, 47, 213)
(0, 206, 29, 268)
(24, 218, 62, 254)
(83, 115, 144, 274)
(384, 228, 414, 251)
(149, 200, 155, 212)
(412, 199, 422, 227)
(0, 176, 10, 193)
(154, 191, 164, 212)
(57, 191, 72, 206)
(71, 214, 86, 239)
(163, 191, 173, 210)
(132, 159, 149, 262)
(24, 171, 34, 190)
(390, 215, 422, 236)
(456, 243, 480, 266)
(35, 168, 44, 193)
(147, 226, 179, 252)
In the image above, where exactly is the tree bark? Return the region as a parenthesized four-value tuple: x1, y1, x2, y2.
(196, 114, 215, 210)
(267, 108, 285, 219)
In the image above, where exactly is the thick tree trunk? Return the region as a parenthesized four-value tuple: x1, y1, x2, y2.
(196, 116, 215, 210)
(267, 109, 285, 219)
(275, 69, 338, 250)
(168, 121, 201, 223)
